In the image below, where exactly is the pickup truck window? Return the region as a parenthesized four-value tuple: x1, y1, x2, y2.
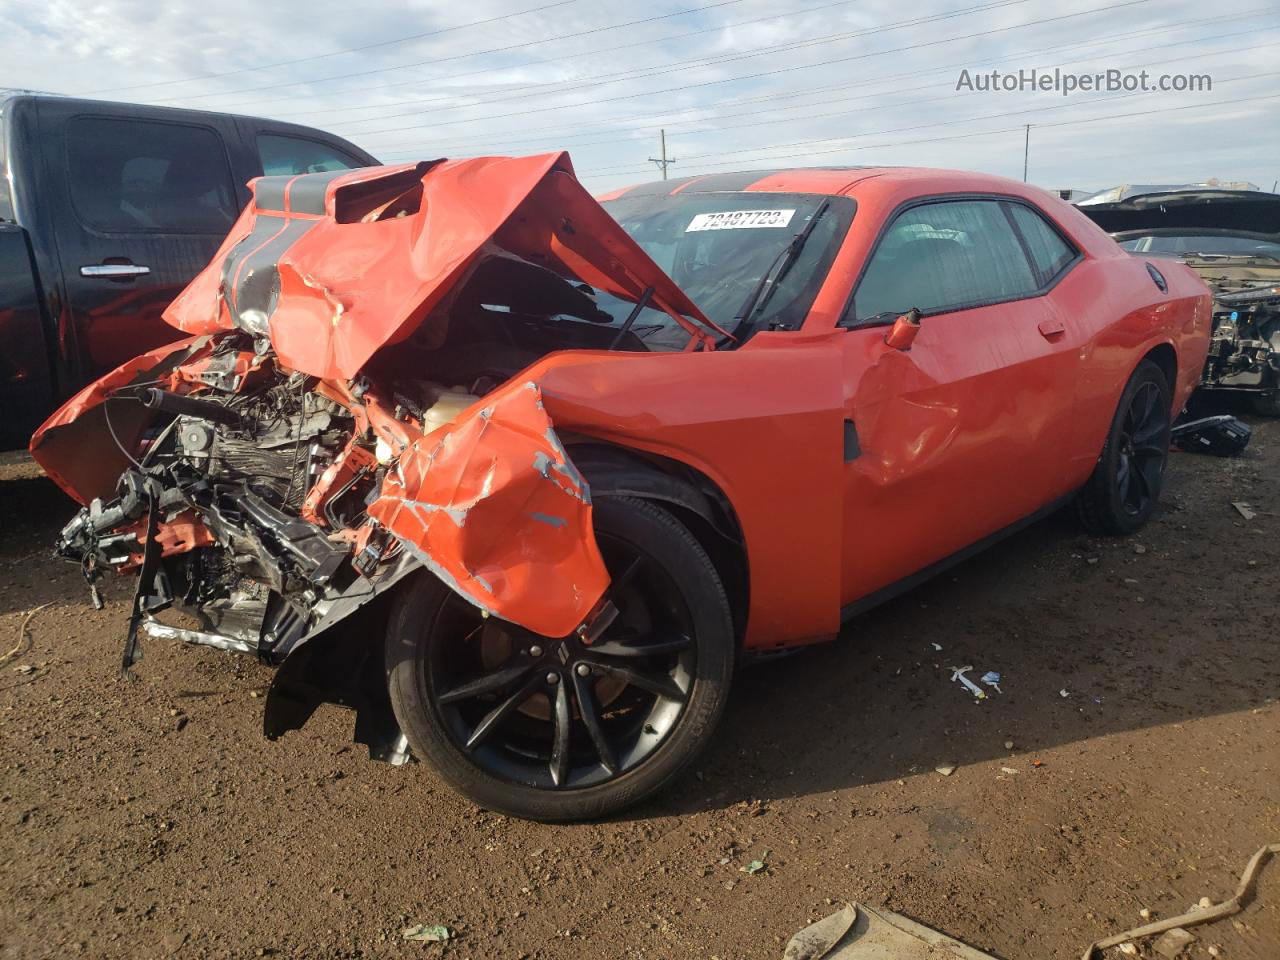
(258, 134, 364, 176)
(66, 117, 237, 234)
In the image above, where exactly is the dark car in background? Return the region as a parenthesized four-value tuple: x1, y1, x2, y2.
(1078, 187, 1280, 416)
(0, 94, 377, 448)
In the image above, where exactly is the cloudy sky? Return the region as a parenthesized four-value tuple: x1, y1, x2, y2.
(3, 0, 1277, 194)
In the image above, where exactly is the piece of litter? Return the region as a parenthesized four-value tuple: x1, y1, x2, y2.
(1198, 897, 1212, 909)
(1153, 927, 1197, 959)
(950, 665, 986, 700)
(935, 763, 957, 776)
(931, 642, 943, 651)
(13, 664, 35, 675)
(980, 671, 1002, 693)
(1004, 740, 1015, 750)
(1031, 760, 1043, 768)
(1059, 688, 1070, 698)
(740, 859, 766, 875)
(1118, 944, 1138, 955)
(1231, 502, 1257, 521)
(402, 924, 453, 943)
(1134, 544, 1148, 554)
(1000, 767, 1018, 775)
(1139, 908, 1152, 920)
(1207, 946, 1222, 957)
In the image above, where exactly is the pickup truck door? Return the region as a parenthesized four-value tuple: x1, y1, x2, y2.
(837, 196, 1084, 608)
(35, 99, 246, 386)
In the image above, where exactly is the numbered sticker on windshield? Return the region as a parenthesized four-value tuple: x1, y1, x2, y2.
(685, 209, 796, 232)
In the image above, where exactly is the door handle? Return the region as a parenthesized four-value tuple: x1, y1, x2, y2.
(80, 263, 151, 278)
(1037, 317, 1065, 338)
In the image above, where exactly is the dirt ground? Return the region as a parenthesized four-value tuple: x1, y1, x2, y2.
(0, 416, 1277, 960)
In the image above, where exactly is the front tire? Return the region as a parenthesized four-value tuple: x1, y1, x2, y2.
(1076, 359, 1172, 535)
(385, 496, 734, 822)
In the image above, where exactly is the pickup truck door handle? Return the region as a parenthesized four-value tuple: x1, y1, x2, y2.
(80, 263, 151, 278)
(1037, 316, 1066, 338)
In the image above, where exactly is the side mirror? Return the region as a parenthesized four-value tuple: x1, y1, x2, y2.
(884, 307, 922, 351)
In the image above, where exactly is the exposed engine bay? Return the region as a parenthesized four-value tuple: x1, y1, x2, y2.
(1202, 278, 1280, 401)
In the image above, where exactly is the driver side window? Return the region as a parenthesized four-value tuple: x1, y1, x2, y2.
(851, 199, 1039, 322)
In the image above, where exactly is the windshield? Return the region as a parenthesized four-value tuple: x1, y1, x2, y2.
(1118, 234, 1280, 258)
(599, 191, 854, 348)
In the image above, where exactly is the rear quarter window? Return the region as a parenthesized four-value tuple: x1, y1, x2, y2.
(65, 116, 238, 234)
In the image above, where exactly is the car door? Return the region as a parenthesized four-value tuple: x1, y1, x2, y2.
(37, 99, 244, 387)
(838, 196, 1084, 607)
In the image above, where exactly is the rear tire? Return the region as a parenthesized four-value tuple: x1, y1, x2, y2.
(385, 496, 734, 822)
(1076, 360, 1171, 535)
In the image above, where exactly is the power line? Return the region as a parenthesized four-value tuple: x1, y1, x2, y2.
(342, 0, 1155, 139)
(271, 0, 865, 119)
(585, 69, 1278, 173)
(86, 0, 577, 95)
(578, 91, 1280, 178)
(373, 10, 1268, 155)
(146, 0, 747, 104)
(314, 0, 1035, 129)
(371, 19, 1271, 158)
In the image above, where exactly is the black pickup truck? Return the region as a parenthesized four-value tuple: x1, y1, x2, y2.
(0, 94, 378, 448)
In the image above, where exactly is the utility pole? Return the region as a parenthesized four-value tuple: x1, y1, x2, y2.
(1022, 124, 1031, 183)
(648, 129, 676, 180)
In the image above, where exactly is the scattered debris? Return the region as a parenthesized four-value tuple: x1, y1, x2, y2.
(1060, 689, 1070, 698)
(741, 859, 767, 875)
(935, 763, 957, 777)
(13, 664, 35, 675)
(0, 601, 54, 668)
(1004, 740, 1015, 750)
(1000, 767, 1019, 775)
(950, 666, 986, 700)
(980, 671, 1002, 693)
(402, 924, 453, 943)
(1117, 944, 1138, 955)
(1079, 841, 1280, 960)
(931, 642, 943, 652)
(783, 902, 997, 959)
(1152, 928, 1197, 958)
(1170, 415, 1252, 457)
(1139, 908, 1152, 920)
(1134, 544, 1148, 555)
(1032, 760, 1044, 768)
(1231, 502, 1257, 521)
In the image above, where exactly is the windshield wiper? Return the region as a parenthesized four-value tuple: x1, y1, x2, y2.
(723, 200, 831, 344)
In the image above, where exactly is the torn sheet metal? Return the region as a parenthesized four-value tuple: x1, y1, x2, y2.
(367, 378, 609, 639)
(164, 153, 726, 382)
(783, 903, 997, 960)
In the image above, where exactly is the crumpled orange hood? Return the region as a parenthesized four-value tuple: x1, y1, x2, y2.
(164, 152, 720, 381)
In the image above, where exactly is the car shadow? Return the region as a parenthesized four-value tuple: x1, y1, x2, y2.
(647, 471, 1279, 816)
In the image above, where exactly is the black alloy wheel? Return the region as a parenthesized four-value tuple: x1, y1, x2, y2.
(1077, 359, 1172, 535)
(385, 495, 734, 822)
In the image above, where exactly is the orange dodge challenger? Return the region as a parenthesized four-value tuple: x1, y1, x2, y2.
(31, 154, 1211, 821)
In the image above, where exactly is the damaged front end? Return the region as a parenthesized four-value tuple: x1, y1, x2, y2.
(32, 152, 723, 763)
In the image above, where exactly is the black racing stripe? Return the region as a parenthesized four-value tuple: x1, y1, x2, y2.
(677, 170, 791, 192)
(618, 175, 702, 197)
(220, 215, 287, 315)
(288, 169, 351, 215)
(254, 176, 293, 212)
(233, 217, 319, 326)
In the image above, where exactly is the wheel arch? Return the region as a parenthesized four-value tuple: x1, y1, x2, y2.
(566, 441, 750, 647)
(1142, 341, 1178, 398)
